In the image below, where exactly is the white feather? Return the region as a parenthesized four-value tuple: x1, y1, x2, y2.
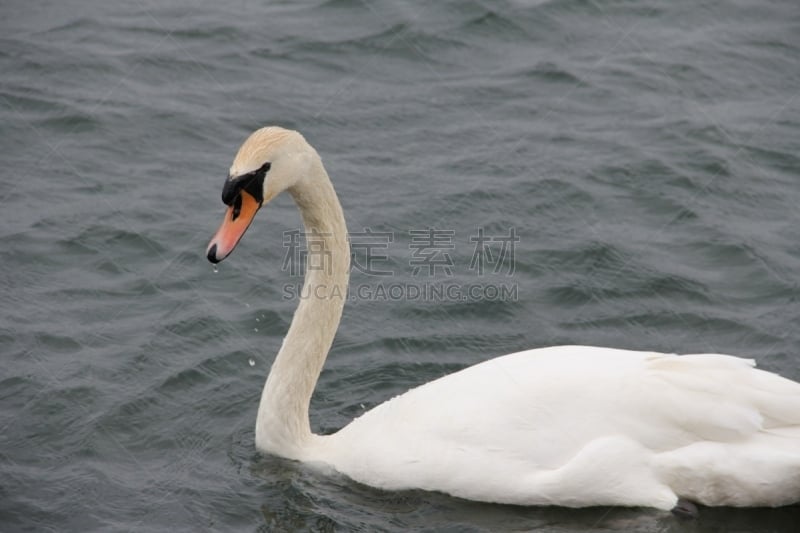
(318, 346, 800, 508)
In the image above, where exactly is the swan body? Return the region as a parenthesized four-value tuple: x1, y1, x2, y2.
(317, 346, 800, 509)
(206, 126, 800, 511)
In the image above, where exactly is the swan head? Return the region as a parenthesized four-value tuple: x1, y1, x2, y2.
(206, 127, 313, 263)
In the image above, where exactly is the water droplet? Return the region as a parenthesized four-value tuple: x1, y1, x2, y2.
(248, 358, 255, 367)
(212, 264, 218, 273)
(253, 327, 258, 332)
(255, 318, 260, 322)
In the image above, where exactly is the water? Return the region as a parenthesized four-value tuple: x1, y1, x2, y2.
(2, 0, 799, 531)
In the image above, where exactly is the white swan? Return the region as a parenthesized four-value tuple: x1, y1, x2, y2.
(206, 126, 800, 513)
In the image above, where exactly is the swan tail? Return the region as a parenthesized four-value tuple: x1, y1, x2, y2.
(648, 353, 800, 506)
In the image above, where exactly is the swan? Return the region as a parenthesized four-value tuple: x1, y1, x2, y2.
(206, 126, 800, 513)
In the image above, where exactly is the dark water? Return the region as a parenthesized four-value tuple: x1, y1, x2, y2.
(2, 0, 799, 531)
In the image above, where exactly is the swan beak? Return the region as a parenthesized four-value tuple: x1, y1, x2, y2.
(206, 190, 261, 263)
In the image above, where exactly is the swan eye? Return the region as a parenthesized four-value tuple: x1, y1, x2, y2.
(231, 194, 243, 221)
(221, 161, 271, 206)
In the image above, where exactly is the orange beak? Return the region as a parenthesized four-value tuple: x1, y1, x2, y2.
(206, 190, 261, 263)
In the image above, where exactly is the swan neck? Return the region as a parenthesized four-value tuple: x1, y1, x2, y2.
(255, 154, 349, 458)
